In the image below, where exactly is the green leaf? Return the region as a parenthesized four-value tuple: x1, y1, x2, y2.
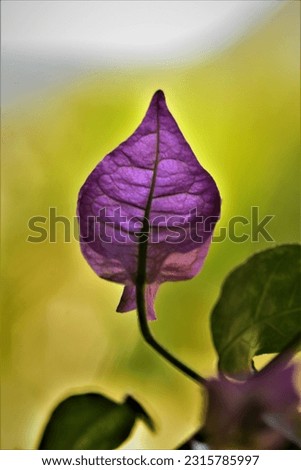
(39, 393, 154, 450)
(211, 244, 301, 376)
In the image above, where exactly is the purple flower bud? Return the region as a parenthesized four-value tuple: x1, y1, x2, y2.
(204, 361, 301, 449)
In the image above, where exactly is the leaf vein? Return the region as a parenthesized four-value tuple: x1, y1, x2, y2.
(219, 307, 301, 355)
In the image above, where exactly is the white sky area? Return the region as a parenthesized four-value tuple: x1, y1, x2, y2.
(1, 0, 284, 106)
(3, 0, 283, 61)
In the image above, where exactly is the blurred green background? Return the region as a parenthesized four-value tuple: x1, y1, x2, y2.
(1, 2, 300, 449)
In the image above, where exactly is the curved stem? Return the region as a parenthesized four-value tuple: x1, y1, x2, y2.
(136, 280, 207, 386)
(135, 101, 206, 386)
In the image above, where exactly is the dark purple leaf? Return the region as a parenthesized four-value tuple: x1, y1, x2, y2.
(77, 91, 221, 319)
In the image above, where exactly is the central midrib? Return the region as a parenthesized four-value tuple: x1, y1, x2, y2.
(136, 104, 160, 284)
(144, 105, 160, 222)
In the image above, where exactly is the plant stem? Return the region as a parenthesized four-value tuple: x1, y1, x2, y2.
(135, 103, 206, 386)
(135, 278, 207, 386)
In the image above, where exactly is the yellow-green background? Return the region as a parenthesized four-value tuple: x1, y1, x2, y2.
(1, 3, 300, 449)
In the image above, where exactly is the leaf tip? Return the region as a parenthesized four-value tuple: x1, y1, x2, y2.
(125, 396, 156, 432)
(152, 89, 166, 104)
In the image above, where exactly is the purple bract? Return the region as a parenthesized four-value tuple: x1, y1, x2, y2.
(77, 91, 221, 319)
